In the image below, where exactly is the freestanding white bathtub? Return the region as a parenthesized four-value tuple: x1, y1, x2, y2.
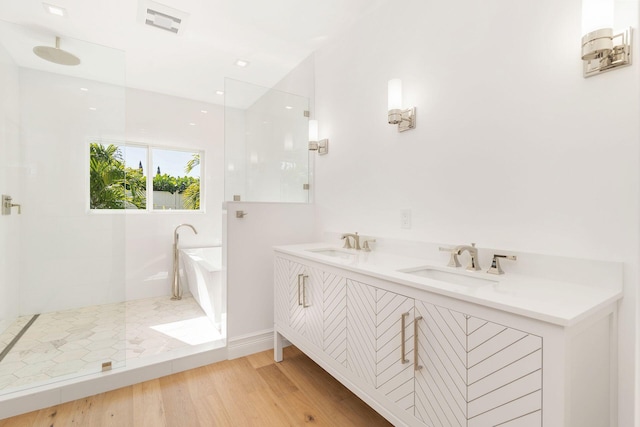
(179, 247, 223, 330)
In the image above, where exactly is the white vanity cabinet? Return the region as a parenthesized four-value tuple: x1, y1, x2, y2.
(274, 256, 324, 349)
(274, 250, 618, 427)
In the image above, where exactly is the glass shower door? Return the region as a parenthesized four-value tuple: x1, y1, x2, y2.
(0, 20, 126, 395)
(224, 78, 310, 203)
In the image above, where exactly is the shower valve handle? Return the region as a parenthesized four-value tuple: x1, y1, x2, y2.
(2, 195, 21, 215)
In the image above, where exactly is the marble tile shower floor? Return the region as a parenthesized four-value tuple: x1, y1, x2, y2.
(0, 295, 223, 394)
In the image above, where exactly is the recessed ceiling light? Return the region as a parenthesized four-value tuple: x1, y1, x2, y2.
(88, 107, 97, 111)
(235, 59, 249, 68)
(80, 87, 88, 91)
(215, 90, 224, 95)
(189, 122, 196, 126)
(285, 106, 293, 110)
(43, 3, 66, 17)
(200, 110, 208, 114)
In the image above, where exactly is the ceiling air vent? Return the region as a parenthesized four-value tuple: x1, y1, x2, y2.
(146, 9, 180, 33)
(138, 0, 189, 35)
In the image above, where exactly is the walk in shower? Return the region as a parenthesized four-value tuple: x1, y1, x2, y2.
(0, 21, 128, 396)
(0, 19, 311, 418)
(0, 20, 225, 411)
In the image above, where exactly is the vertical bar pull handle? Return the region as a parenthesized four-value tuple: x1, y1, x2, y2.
(400, 312, 409, 364)
(414, 316, 423, 371)
(302, 275, 310, 308)
(297, 274, 304, 306)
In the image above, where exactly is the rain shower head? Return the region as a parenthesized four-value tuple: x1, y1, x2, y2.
(33, 36, 80, 66)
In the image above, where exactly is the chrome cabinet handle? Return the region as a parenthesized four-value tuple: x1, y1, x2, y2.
(297, 274, 304, 306)
(302, 275, 310, 308)
(400, 312, 409, 364)
(414, 316, 423, 371)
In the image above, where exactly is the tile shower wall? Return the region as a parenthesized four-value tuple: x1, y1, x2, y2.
(18, 69, 126, 315)
(311, 1, 639, 424)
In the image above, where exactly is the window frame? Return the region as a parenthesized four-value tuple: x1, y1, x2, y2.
(87, 139, 205, 214)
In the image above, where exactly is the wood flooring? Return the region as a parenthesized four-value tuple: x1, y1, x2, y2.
(0, 346, 392, 427)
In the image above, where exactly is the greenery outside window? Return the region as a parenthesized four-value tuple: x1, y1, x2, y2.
(89, 141, 202, 211)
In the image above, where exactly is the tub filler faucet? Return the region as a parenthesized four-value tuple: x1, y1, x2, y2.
(172, 224, 198, 300)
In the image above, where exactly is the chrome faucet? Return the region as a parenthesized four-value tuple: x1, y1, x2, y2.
(172, 224, 198, 300)
(454, 243, 481, 271)
(174, 223, 198, 244)
(341, 232, 361, 250)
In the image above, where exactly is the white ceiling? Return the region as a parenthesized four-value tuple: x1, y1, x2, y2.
(0, 0, 387, 105)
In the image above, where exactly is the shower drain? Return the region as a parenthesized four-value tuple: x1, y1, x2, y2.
(0, 314, 40, 363)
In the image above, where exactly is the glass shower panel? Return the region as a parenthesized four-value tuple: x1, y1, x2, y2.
(0, 20, 126, 395)
(0, 24, 20, 341)
(224, 78, 310, 203)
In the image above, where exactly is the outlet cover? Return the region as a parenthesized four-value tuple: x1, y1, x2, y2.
(400, 209, 411, 229)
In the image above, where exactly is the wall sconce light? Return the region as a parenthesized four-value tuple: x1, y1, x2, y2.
(308, 119, 329, 155)
(581, 27, 632, 77)
(387, 78, 415, 132)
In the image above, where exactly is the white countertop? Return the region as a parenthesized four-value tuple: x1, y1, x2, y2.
(274, 243, 623, 327)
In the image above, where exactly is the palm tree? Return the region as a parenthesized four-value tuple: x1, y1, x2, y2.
(185, 153, 200, 174)
(89, 143, 146, 209)
(183, 153, 200, 210)
(89, 143, 126, 209)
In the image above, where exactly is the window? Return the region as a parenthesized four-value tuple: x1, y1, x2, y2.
(89, 141, 202, 211)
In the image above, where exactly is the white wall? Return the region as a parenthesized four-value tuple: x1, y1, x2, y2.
(225, 202, 315, 343)
(0, 40, 20, 333)
(16, 71, 224, 313)
(224, 56, 318, 357)
(312, 0, 638, 424)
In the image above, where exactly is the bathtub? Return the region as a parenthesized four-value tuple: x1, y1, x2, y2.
(179, 247, 223, 329)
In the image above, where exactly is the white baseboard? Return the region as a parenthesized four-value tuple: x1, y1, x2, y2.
(227, 329, 285, 360)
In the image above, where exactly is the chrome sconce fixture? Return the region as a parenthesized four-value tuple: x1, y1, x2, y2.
(387, 78, 415, 132)
(308, 119, 329, 155)
(582, 27, 632, 77)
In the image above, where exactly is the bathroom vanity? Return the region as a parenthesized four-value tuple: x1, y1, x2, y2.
(273, 243, 622, 427)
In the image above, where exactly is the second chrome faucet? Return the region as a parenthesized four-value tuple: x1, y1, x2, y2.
(440, 243, 518, 275)
(440, 243, 480, 271)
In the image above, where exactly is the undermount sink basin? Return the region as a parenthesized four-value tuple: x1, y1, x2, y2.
(306, 248, 355, 260)
(399, 267, 497, 288)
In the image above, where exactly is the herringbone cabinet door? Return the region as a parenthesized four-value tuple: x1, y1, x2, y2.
(274, 256, 290, 326)
(375, 289, 415, 412)
(466, 317, 542, 427)
(346, 279, 376, 388)
(414, 300, 467, 427)
(305, 266, 324, 348)
(323, 272, 347, 367)
(413, 300, 543, 427)
(289, 261, 306, 335)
